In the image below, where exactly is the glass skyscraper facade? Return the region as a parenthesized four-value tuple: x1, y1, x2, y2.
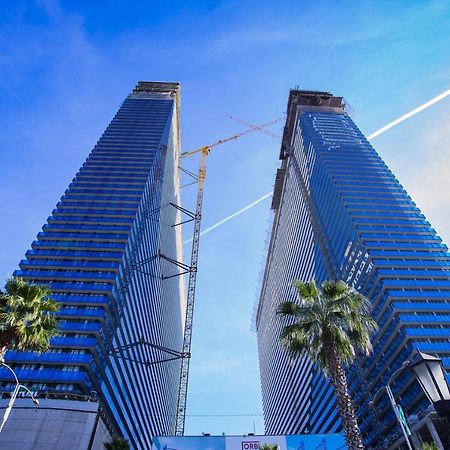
(0, 81, 185, 449)
(256, 90, 450, 448)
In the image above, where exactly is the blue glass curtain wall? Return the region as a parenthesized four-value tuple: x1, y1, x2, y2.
(0, 83, 184, 450)
(256, 92, 450, 448)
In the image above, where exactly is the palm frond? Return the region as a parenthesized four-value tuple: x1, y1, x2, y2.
(277, 301, 302, 317)
(0, 277, 59, 355)
(332, 326, 355, 364)
(278, 302, 320, 326)
(284, 335, 310, 358)
(280, 323, 307, 340)
(293, 280, 319, 304)
(278, 278, 377, 374)
(306, 336, 328, 370)
(321, 280, 349, 300)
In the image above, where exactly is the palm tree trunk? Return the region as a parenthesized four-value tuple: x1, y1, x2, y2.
(0, 345, 7, 363)
(323, 329, 364, 450)
(0, 328, 15, 363)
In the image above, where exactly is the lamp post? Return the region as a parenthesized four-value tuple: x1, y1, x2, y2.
(370, 361, 414, 450)
(0, 361, 39, 433)
(408, 351, 450, 419)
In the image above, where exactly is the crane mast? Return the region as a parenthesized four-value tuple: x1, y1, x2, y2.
(174, 147, 207, 436)
(174, 119, 281, 435)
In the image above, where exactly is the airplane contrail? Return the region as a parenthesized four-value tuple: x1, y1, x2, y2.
(367, 89, 450, 140)
(183, 88, 450, 245)
(183, 192, 273, 244)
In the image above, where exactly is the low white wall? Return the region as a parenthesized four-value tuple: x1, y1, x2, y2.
(0, 398, 111, 450)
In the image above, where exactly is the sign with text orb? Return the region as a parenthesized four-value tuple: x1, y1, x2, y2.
(152, 434, 347, 450)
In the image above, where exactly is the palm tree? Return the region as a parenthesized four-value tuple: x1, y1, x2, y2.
(0, 277, 59, 362)
(260, 444, 279, 450)
(422, 444, 439, 450)
(104, 436, 130, 450)
(277, 280, 378, 450)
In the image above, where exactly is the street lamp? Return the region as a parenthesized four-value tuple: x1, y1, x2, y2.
(408, 351, 450, 418)
(370, 361, 413, 450)
(0, 361, 39, 433)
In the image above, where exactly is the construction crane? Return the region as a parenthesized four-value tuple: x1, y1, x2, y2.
(227, 115, 282, 141)
(174, 117, 282, 436)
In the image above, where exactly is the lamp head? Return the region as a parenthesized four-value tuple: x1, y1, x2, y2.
(409, 351, 450, 404)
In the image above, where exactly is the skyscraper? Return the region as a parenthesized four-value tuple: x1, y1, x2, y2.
(256, 90, 450, 447)
(0, 82, 185, 449)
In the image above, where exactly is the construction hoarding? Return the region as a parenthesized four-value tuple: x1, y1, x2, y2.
(152, 434, 346, 449)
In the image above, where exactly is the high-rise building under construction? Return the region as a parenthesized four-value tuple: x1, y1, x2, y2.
(256, 90, 450, 447)
(0, 82, 185, 450)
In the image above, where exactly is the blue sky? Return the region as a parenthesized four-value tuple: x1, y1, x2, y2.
(1, 0, 450, 436)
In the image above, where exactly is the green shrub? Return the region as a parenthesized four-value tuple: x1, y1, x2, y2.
(422, 443, 439, 450)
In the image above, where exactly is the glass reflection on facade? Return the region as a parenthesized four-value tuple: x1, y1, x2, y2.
(0, 82, 185, 450)
(256, 90, 450, 447)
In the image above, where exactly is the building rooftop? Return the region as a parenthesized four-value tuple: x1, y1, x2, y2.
(133, 81, 180, 96)
(279, 88, 345, 160)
